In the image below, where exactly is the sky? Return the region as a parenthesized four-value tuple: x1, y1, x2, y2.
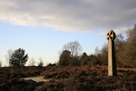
(0, 0, 136, 66)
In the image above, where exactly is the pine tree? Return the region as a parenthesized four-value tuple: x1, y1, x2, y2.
(9, 48, 28, 67)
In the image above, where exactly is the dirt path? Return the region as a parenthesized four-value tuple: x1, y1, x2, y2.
(24, 76, 50, 91)
(24, 76, 50, 82)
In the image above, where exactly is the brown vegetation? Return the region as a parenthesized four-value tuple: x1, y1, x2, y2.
(0, 66, 45, 91)
(0, 66, 136, 91)
(40, 65, 136, 91)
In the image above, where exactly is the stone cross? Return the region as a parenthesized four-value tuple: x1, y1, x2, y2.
(106, 30, 117, 76)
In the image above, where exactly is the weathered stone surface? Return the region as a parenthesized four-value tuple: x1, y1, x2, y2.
(107, 30, 117, 76)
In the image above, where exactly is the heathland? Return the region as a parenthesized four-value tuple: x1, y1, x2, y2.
(0, 65, 136, 91)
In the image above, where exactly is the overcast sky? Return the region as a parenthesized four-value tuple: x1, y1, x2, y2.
(0, 0, 136, 66)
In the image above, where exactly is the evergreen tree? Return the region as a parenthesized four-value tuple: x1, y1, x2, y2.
(59, 50, 71, 66)
(9, 48, 28, 67)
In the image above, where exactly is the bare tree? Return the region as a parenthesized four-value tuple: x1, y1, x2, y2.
(99, 43, 108, 65)
(124, 25, 136, 67)
(38, 57, 44, 67)
(58, 41, 82, 66)
(5, 49, 14, 66)
(0, 61, 2, 67)
(114, 34, 126, 67)
(62, 41, 82, 57)
(94, 47, 100, 56)
(28, 58, 35, 66)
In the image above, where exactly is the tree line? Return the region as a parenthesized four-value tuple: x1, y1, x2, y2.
(58, 25, 136, 67)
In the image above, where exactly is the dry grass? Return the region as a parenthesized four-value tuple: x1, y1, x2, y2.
(0, 65, 136, 91)
(40, 65, 136, 91)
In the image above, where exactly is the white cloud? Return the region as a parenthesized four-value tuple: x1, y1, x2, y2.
(0, 0, 136, 32)
(97, 26, 133, 36)
(114, 27, 133, 35)
(97, 32, 107, 36)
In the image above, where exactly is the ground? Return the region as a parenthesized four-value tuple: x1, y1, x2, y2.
(0, 65, 136, 91)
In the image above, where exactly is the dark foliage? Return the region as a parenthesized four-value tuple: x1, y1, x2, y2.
(9, 48, 28, 67)
(80, 52, 90, 65)
(59, 50, 71, 66)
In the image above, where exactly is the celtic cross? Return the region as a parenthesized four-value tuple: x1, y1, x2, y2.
(106, 30, 116, 40)
(106, 30, 117, 76)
